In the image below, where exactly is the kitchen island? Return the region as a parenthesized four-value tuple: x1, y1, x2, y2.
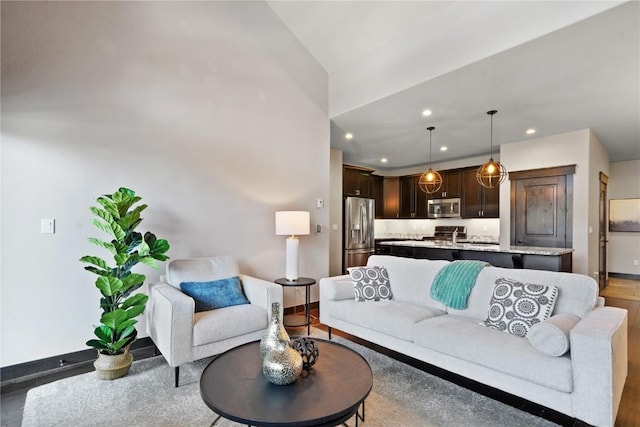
(378, 240, 573, 272)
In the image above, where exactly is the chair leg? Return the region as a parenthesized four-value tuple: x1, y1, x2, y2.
(174, 366, 180, 388)
(328, 327, 332, 340)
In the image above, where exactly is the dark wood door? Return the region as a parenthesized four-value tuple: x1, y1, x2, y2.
(599, 172, 608, 289)
(513, 175, 570, 247)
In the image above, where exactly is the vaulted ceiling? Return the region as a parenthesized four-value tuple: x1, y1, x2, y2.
(268, 1, 639, 169)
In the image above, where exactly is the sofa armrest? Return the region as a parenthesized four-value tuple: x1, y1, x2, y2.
(239, 274, 284, 321)
(319, 275, 353, 302)
(146, 282, 195, 367)
(570, 306, 628, 427)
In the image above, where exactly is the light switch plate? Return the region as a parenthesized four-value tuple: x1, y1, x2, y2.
(41, 218, 55, 234)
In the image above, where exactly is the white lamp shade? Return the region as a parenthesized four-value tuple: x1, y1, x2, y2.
(275, 211, 310, 236)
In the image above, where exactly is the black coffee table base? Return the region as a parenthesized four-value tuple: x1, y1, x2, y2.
(209, 401, 365, 427)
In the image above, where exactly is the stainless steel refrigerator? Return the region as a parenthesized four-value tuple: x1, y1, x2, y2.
(344, 197, 375, 272)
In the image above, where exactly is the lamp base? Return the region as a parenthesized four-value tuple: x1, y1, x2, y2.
(285, 237, 299, 281)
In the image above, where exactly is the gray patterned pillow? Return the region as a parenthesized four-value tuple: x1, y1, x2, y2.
(348, 266, 393, 302)
(484, 277, 558, 338)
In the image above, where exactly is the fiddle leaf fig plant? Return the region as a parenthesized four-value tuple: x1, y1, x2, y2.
(81, 187, 170, 355)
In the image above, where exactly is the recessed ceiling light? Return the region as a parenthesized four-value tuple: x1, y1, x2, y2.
(526, 128, 536, 135)
(422, 109, 432, 117)
(345, 133, 353, 140)
(381, 158, 388, 163)
(440, 146, 448, 152)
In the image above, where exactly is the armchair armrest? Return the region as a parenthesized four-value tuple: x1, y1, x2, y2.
(320, 275, 353, 302)
(570, 306, 628, 427)
(239, 274, 283, 321)
(146, 282, 195, 368)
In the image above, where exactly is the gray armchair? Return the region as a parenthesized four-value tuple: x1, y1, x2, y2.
(146, 256, 283, 386)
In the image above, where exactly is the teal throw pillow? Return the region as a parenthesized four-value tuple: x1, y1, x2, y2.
(180, 276, 250, 312)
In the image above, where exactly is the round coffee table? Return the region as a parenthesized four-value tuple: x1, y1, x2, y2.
(200, 339, 373, 427)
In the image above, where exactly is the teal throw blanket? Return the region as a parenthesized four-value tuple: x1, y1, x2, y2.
(430, 260, 489, 309)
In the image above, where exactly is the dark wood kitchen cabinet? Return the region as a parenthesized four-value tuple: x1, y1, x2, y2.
(461, 167, 499, 218)
(382, 177, 400, 218)
(400, 175, 428, 218)
(343, 166, 373, 197)
(371, 174, 384, 218)
(429, 170, 462, 199)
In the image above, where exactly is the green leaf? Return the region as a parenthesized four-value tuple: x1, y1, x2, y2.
(121, 274, 145, 291)
(114, 253, 130, 266)
(101, 309, 128, 330)
(80, 255, 110, 270)
(95, 276, 123, 297)
(91, 218, 116, 239)
(138, 256, 158, 269)
(86, 339, 109, 351)
(87, 237, 116, 255)
(110, 219, 126, 241)
(90, 206, 113, 223)
(97, 196, 119, 219)
(112, 241, 128, 256)
(94, 325, 113, 342)
(125, 304, 146, 319)
(116, 319, 137, 334)
(150, 238, 170, 256)
(138, 240, 150, 257)
(84, 266, 110, 277)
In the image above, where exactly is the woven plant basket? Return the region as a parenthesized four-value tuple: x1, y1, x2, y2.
(94, 347, 133, 380)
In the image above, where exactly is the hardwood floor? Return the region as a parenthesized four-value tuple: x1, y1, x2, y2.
(2, 279, 639, 427)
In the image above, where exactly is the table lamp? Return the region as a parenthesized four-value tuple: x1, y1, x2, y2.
(275, 211, 310, 281)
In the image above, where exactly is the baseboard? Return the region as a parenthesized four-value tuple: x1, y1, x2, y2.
(1, 337, 155, 394)
(609, 272, 640, 281)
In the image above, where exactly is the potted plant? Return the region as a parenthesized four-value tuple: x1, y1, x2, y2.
(80, 187, 170, 380)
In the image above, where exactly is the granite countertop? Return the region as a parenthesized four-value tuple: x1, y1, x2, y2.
(379, 240, 573, 256)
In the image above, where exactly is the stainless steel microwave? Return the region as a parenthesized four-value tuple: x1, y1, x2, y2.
(427, 198, 461, 218)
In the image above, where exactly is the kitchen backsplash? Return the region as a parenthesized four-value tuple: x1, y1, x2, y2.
(375, 218, 500, 242)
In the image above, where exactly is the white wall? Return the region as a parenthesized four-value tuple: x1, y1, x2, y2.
(329, 149, 343, 276)
(1, 1, 329, 367)
(608, 160, 640, 276)
(588, 132, 610, 280)
(499, 129, 601, 276)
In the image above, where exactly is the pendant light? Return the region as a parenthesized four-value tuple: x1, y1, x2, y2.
(418, 126, 443, 194)
(476, 110, 507, 189)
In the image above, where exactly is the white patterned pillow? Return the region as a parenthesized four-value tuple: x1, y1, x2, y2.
(484, 277, 558, 338)
(348, 266, 393, 302)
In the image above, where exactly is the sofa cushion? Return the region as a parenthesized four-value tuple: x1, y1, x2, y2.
(193, 304, 266, 346)
(331, 300, 445, 342)
(483, 277, 558, 338)
(349, 266, 393, 302)
(366, 255, 448, 312)
(180, 276, 249, 312)
(413, 315, 573, 393)
(528, 313, 581, 357)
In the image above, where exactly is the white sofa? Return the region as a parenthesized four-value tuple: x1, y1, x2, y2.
(146, 256, 283, 386)
(319, 255, 628, 427)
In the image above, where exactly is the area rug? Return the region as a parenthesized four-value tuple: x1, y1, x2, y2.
(22, 331, 558, 427)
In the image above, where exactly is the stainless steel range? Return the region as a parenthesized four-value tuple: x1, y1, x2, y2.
(423, 226, 467, 243)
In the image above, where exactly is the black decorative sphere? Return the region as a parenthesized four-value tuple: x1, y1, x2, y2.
(291, 337, 319, 370)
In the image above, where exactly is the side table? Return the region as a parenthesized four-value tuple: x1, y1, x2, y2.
(275, 277, 315, 335)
